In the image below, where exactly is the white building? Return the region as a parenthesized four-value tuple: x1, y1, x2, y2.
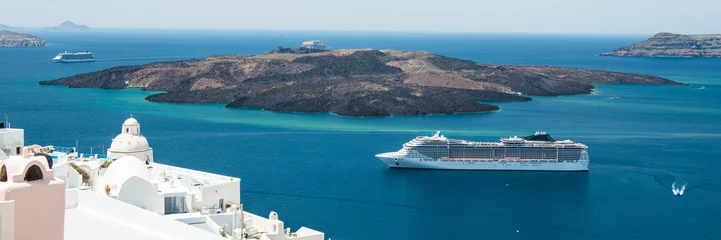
(0, 127, 23, 160)
(2, 116, 325, 240)
(300, 40, 328, 50)
(107, 117, 154, 163)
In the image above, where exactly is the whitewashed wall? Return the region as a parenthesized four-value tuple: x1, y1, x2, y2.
(107, 149, 154, 163)
(52, 163, 81, 189)
(195, 181, 240, 209)
(0, 129, 23, 159)
(0, 200, 15, 240)
(66, 166, 81, 189)
(118, 176, 164, 214)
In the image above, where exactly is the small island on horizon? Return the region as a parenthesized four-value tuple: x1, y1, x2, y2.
(0, 30, 45, 47)
(600, 32, 721, 58)
(47, 21, 90, 30)
(40, 48, 684, 117)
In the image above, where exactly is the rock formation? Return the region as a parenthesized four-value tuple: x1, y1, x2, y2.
(0, 30, 45, 47)
(599, 32, 721, 58)
(41, 49, 684, 117)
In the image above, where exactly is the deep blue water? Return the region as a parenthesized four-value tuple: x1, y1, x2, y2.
(1, 29, 720, 240)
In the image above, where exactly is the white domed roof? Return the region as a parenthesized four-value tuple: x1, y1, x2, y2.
(123, 117, 139, 126)
(109, 134, 150, 153)
(103, 156, 150, 186)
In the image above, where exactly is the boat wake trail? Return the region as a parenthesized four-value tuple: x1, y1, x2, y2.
(691, 86, 706, 90)
(96, 56, 193, 62)
(651, 172, 708, 196)
(651, 173, 675, 191)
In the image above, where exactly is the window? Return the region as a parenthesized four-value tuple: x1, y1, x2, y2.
(24, 165, 44, 181)
(16, 147, 20, 155)
(164, 197, 172, 214)
(164, 196, 186, 214)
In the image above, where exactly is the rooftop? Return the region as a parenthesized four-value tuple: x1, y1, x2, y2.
(65, 189, 225, 240)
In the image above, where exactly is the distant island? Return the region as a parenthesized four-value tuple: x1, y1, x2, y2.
(40, 49, 684, 117)
(600, 32, 721, 58)
(0, 24, 14, 30)
(47, 21, 90, 30)
(0, 30, 45, 47)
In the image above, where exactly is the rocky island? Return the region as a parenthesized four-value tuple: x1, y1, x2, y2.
(40, 49, 683, 117)
(47, 21, 90, 30)
(599, 32, 721, 58)
(0, 30, 45, 47)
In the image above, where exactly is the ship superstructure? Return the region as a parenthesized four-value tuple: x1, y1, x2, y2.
(376, 131, 589, 171)
(52, 51, 96, 63)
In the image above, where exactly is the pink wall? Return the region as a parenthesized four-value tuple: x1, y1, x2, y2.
(0, 153, 66, 240)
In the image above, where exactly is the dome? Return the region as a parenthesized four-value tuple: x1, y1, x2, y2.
(123, 117, 139, 126)
(109, 134, 150, 153)
(103, 156, 150, 185)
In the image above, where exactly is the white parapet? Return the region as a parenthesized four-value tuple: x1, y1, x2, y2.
(0, 200, 15, 240)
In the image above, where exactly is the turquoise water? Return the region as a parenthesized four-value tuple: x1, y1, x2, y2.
(1, 30, 721, 239)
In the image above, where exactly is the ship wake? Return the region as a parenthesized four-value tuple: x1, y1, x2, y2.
(649, 171, 707, 196)
(96, 56, 192, 62)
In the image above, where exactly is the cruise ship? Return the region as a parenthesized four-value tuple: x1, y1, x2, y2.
(376, 131, 589, 171)
(52, 51, 96, 63)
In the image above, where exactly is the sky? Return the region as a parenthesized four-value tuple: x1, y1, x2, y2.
(2, 0, 720, 34)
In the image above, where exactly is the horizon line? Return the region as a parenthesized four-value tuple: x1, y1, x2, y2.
(0, 26, 665, 36)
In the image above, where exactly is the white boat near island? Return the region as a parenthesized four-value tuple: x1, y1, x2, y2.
(300, 40, 328, 50)
(0, 116, 325, 240)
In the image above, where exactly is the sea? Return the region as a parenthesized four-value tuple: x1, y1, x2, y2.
(1, 29, 720, 240)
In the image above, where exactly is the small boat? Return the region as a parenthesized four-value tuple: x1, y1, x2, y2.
(672, 183, 685, 196)
(613, 96, 619, 100)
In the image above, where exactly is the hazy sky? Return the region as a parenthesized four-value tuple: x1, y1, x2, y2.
(3, 0, 720, 34)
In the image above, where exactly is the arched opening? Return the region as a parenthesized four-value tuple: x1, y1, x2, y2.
(126, 128, 129, 133)
(24, 165, 44, 181)
(35, 153, 53, 169)
(0, 165, 7, 182)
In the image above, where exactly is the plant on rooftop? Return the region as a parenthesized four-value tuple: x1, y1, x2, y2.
(104, 185, 111, 195)
(101, 160, 112, 168)
(219, 227, 228, 238)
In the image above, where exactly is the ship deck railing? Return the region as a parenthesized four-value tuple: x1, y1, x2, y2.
(441, 157, 560, 162)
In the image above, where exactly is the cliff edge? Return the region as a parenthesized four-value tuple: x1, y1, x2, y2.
(0, 30, 45, 47)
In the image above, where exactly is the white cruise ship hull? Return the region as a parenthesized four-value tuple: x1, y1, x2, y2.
(53, 58, 96, 63)
(376, 153, 589, 171)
